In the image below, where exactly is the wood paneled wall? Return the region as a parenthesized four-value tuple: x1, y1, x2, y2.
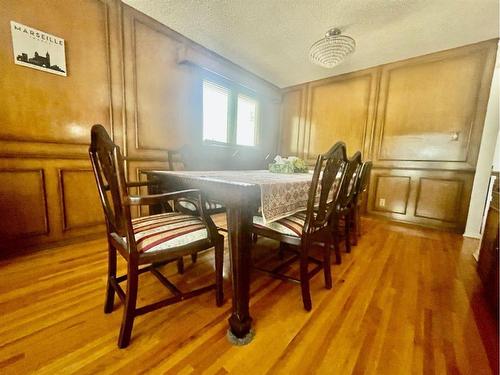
(0, 0, 281, 254)
(280, 40, 498, 232)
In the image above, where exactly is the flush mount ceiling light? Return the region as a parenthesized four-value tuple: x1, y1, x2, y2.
(309, 28, 356, 68)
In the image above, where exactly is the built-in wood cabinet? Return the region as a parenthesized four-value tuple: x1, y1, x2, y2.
(279, 39, 498, 232)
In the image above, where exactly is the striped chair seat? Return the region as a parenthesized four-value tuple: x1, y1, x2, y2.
(177, 198, 224, 212)
(253, 212, 307, 237)
(130, 212, 208, 254)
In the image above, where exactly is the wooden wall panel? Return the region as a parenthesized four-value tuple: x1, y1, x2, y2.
(59, 169, 103, 231)
(0, 170, 48, 238)
(131, 19, 196, 153)
(0, 158, 107, 253)
(373, 40, 497, 170)
(367, 169, 474, 231)
(0, 0, 113, 146)
(1, 0, 280, 252)
(373, 175, 410, 214)
(305, 70, 378, 161)
(0, 0, 121, 253)
(415, 178, 463, 222)
(377, 51, 485, 163)
(281, 39, 497, 232)
(279, 86, 307, 157)
(122, 5, 281, 162)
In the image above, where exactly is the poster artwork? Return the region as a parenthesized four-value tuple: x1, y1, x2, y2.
(10, 21, 67, 76)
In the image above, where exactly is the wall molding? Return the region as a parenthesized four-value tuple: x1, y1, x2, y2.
(58, 168, 104, 232)
(0, 168, 49, 238)
(414, 177, 464, 222)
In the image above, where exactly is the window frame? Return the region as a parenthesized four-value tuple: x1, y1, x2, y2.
(201, 72, 260, 148)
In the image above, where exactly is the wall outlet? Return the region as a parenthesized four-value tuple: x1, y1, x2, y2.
(379, 198, 386, 207)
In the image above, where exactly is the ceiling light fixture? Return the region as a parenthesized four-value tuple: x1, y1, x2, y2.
(309, 28, 356, 68)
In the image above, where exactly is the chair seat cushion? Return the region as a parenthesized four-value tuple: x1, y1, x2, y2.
(177, 198, 224, 212)
(131, 212, 208, 254)
(253, 212, 307, 237)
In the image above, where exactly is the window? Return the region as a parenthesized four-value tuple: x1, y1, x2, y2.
(202, 81, 229, 143)
(202, 78, 259, 147)
(236, 94, 258, 146)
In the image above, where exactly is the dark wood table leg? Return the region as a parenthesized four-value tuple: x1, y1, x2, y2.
(226, 205, 254, 345)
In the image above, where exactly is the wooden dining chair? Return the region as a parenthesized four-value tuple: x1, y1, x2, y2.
(167, 148, 227, 271)
(89, 125, 224, 348)
(350, 161, 373, 244)
(251, 142, 349, 311)
(332, 151, 362, 263)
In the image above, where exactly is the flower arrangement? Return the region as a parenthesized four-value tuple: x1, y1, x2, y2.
(269, 156, 309, 174)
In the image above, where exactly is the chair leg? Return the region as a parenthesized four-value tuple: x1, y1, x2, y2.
(333, 219, 342, 264)
(191, 252, 198, 264)
(214, 237, 224, 307)
(344, 213, 351, 253)
(299, 243, 312, 311)
(104, 241, 117, 314)
(352, 207, 358, 246)
(357, 207, 362, 238)
(177, 257, 184, 274)
(323, 236, 333, 290)
(118, 261, 139, 348)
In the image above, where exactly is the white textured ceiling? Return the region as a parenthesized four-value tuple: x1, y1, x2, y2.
(123, 0, 499, 88)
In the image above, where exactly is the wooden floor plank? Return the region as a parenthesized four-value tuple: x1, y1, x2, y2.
(0, 215, 496, 374)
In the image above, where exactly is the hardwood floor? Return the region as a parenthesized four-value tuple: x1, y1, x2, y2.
(0, 215, 497, 374)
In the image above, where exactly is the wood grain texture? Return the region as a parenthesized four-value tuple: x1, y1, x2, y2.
(58, 169, 104, 231)
(367, 168, 474, 232)
(0, 158, 107, 252)
(305, 69, 378, 162)
(279, 86, 307, 158)
(0, 215, 496, 374)
(415, 178, 463, 222)
(122, 4, 281, 162)
(0, 0, 280, 251)
(378, 54, 483, 162)
(373, 175, 411, 214)
(0, 169, 48, 238)
(279, 39, 497, 232)
(0, 0, 113, 145)
(0, 0, 122, 251)
(372, 39, 497, 171)
(132, 18, 197, 152)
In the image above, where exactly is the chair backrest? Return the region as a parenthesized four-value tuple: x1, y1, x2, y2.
(354, 161, 373, 196)
(89, 124, 131, 237)
(336, 151, 362, 211)
(303, 142, 347, 233)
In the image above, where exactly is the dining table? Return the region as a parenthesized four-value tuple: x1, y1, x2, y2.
(144, 169, 315, 345)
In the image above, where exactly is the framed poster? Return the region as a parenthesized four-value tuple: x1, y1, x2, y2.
(10, 21, 67, 76)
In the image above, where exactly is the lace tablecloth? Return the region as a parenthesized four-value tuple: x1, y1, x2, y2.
(161, 170, 314, 223)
